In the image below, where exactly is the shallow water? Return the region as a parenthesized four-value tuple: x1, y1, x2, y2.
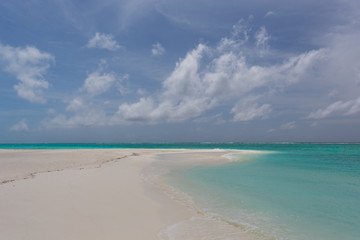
(166, 144, 360, 240)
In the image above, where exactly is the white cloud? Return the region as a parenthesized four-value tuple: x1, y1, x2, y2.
(281, 121, 297, 130)
(152, 42, 165, 56)
(307, 97, 360, 119)
(265, 11, 277, 17)
(111, 97, 156, 124)
(255, 26, 270, 49)
(80, 60, 125, 97)
(231, 97, 271, 122)
(217, 19, 251, 52)
(10, 119, 29, 132)
(111, 21, 324, 125)
(0, 43, 54, 103)
(66, 97, 85, 112)
(42, 111, 107, 129)
(86, 33, 121, 51)
(111, 44, 210, 125)
(42, 90, 109, 128)
(42, 19, 335, 128)
(43, 59, 129, 128)
(81, 70, 117, 96)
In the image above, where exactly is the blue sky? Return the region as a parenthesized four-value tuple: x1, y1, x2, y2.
(1, 0, 360, 143)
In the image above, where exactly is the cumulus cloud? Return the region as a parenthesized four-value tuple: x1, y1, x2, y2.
(42, 59, 128, 128)
(111, 20, 325, 125)
(307, 97, 360, 119)
(43, 19, 340, 129)
(0, 43, 54, 103)
(111, 97, 156, 124)
(86, 33, 121, 51)
(80, 60, 126, 97)
(111, 44, 209, 124)
(10, 119, 29, 132)
(152, 42, 165, 56)
(81, 69, 117, 96)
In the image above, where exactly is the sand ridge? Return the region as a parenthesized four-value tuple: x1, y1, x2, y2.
(0, 149, 258, 239)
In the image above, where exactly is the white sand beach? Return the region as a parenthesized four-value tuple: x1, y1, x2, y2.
(0, 149, 256, 240)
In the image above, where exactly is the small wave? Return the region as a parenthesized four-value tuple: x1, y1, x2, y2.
(158, 215, 257, 240)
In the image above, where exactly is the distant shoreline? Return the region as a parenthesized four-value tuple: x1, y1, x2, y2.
(1, 142, 359, 151)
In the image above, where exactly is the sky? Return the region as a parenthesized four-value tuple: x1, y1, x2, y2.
(1, 0, 360, 143)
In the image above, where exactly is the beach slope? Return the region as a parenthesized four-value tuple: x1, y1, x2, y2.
(0, 149, 254, 240)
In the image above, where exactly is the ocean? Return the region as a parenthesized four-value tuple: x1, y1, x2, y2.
(1, 143, 359, 239)
(165, 143, 360, 240)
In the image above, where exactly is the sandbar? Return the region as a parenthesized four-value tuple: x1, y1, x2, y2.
(0, 149, 258, 239)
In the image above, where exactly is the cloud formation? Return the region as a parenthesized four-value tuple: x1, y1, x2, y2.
(152, 42, 165, 56)
(86, 33, 121, 51)
(255, 26, 270, 50)
(66, 97, 85, 112)
(10, 119, 29, 132)
(81, 63, 118, 96)
(231, 97, 272, 122)
(44, 96, 108, 128)
(111, 21, 325, 125)
(43, 109, 107, 128)
(42, 16, 360, 130)
(265, 11, 277, 17)
(42, 60, 127, 128)
(308, 97, 360, 119)
(0, 43, 54, 103)
(281, 121, 297, 130)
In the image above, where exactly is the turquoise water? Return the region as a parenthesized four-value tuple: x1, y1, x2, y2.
(2, 142, 358, 150)
(167, 144, 360, 240)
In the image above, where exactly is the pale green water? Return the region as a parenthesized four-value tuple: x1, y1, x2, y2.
(167, 144, 360, 240)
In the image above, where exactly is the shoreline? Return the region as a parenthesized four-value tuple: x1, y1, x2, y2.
(0, 149, 260, 239)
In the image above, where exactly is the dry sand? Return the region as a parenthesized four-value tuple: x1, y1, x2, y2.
(0, 149, 256, 240)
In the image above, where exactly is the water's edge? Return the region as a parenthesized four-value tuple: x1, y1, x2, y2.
(141, 150, 266, 240)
